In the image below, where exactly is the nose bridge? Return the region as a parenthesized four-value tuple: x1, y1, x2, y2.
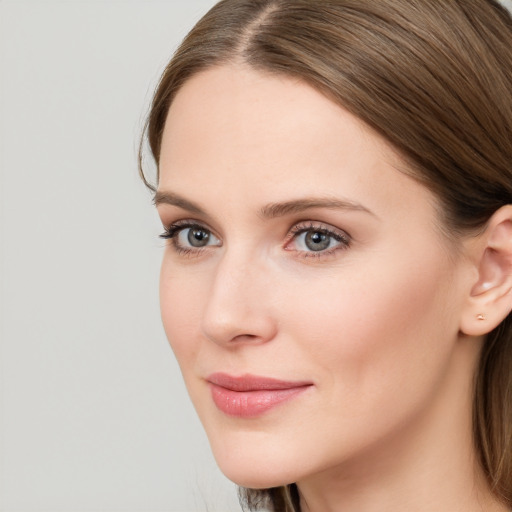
(201, 246, 276, 345)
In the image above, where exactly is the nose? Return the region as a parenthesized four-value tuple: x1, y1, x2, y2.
(201, 251, 278, 346)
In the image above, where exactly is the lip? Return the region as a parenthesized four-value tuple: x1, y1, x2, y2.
(206, 373, 313, 418)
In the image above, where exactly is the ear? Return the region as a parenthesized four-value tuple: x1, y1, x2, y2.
(460, 205, 512, 336)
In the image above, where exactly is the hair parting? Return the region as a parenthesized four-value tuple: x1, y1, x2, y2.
(140, 1, 512, 509)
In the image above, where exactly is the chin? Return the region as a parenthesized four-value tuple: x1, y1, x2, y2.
(219, 463, 293, 490)
(207, 434, 300, 489)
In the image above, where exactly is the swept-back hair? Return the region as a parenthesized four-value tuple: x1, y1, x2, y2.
(140, 1, 512, 510)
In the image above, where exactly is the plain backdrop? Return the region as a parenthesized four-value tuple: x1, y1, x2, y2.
(1, 1, 512, 511)
(0, 1, 239, 511)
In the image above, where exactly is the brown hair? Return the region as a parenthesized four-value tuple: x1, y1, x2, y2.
(139, 1, 512, 510)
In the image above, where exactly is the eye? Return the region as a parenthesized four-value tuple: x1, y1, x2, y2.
(296, 230, 335, 252)
(160, 222, 221, 253)
(179, 226, 213, 248)
(285, 222, 350, 257)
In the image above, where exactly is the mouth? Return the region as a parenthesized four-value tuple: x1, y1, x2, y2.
(206, 373, 313, 418)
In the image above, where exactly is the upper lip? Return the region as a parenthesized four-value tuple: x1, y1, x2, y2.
(206, 372, 313, 392)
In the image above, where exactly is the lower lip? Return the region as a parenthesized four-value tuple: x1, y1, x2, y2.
(209, 384, 310, 418)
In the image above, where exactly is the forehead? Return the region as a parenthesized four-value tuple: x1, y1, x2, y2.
(158, 64, 438, 227)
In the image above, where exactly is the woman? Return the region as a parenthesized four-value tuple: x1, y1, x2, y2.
(139, 1, 512, 510)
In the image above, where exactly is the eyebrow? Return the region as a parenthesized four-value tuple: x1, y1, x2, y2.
(260, 197, 375, 219)
(154, 191, 206, 215)
(154, 191, 375, 218)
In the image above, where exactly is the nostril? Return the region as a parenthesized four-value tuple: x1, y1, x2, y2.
(231, 333, 260, 343)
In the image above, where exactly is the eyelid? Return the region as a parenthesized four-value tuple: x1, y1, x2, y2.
(160, 219, 220, 240)
(286, 220, 351, 241)
(284, 221, 351, 257)
(159, 218, 351, 260)
(159, 219, 222, 258)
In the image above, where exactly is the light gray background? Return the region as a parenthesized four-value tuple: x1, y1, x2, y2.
(1, 1, 511, 511)
(0, 1, 239, 511)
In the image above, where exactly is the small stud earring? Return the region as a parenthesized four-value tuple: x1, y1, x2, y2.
(477, 313, 486, 321)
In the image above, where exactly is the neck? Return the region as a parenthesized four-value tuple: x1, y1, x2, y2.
(297, 339, 507, 512)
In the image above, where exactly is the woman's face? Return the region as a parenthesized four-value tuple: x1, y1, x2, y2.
(156, 65, 474, 488)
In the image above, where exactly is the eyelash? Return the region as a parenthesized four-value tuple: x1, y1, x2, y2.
(286, 222, 351, 259)
(159, 220, 214, 257)
(159, 220, 351, 259)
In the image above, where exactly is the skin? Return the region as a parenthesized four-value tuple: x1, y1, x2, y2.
(156, 64, 509, 512)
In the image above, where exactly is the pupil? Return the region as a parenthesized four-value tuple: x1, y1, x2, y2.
(305, 231, 330, 251)
(188, 228, 210, 247)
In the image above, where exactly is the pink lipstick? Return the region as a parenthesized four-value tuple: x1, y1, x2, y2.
(207, 373, 312, 418)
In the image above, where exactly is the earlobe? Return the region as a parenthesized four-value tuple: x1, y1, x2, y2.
(460, 205, 512, 336)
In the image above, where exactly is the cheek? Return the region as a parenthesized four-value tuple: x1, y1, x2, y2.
(159, 256, 205, 365)
(278, 249, 460, 404)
